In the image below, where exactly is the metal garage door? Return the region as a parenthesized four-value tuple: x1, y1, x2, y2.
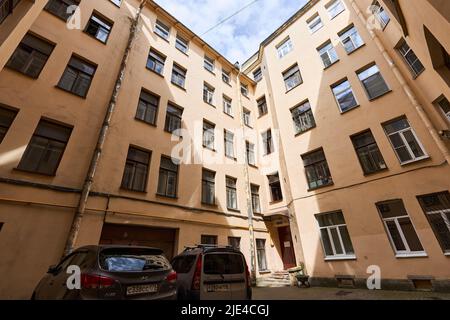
(99, 224, 177, 260)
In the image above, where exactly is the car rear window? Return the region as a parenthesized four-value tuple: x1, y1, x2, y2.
(172, 255, 196, 273)
(99, 248, 171, 272)
(203, 253, 244, 275)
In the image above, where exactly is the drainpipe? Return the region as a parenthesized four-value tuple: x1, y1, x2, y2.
(63, 0, 148, 256)
(236, 65, 258, 285)
(349, 0, 450, 164)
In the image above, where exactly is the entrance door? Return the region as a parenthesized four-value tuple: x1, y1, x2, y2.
(278, 226, 296, 269)
(99, 224, 177, 260)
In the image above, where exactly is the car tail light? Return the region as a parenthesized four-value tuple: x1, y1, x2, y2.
(191, 255, 202, 290)
(166, 271, 177, 284)
(81, 274, 115, 289)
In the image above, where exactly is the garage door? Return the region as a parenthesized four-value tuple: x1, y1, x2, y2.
(99, 224, 177, 260)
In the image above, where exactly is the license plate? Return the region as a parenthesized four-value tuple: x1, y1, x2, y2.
(126, 284, 158, 296)
(206, 284, 230, 292)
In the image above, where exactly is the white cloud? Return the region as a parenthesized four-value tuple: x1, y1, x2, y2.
(154, 0, 309, 63)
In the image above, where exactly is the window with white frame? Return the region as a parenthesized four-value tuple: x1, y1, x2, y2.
(276, 37, 293, 59)
(241, 83, 249, 97)
(204, 55, 215, 72)
(436, 96, 450, 123)
(339, 25, 364, 54)
(222, 69, 231, 84)
(326, 0, 345, 19)
(246, 141, 256, 166)
(317, 41, 339, 68)
(331, 79, 358, 112)
(110, 0, 122, 7)
(171, 64, 186, 88)
(146, 49, 166, 75)
(203, 83, 215, 105)
(175, 34, 188, 53)
(243, 109, 251, 127)
(417, 191, 450, 254)
(397, 39, 425, 77)
(371, 1, 390, 29)
(376, 200, 425, 257)
(383, 117, 427, 164)
(226, 176, 238, 210)
(224, 130, 235, 159)
(155, 20, 170, 40)
(307, 13, 323, 34)
(357, 64, 390, 100)
(283, 64, 303, 91)
(203, 120, 215, 150)
(223, 95, 232, 116)
(253, 67, 262, 82)
(316, 211, 355, 259)
(251, 184, 261, 213)
(291, 101, 316, 134)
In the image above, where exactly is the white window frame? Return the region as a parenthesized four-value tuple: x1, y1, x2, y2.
(397, 40, 425, 77)
(327, 0, 345, 19)
(155, 20, 170, 40)
(339, 25, 364, 54)
(332, 79, 358, 112)
(384, 119, 428, 165)
(175, 35, 189, 54)
(316, 217, 356, 260)
(276, 37, 293, 59)
(241, 83, 249, 97)
(223, 96, 233, 116)
(243, 109, 251, 127)
(436, 96, 450, 123)
(371, 1, 390, 29)
(307, 14, 323, 34)
(204, 55, 215, 73)
(318, 41, 339, 68)
(203, 83, 214, 105)
(222, 69, 231, 84)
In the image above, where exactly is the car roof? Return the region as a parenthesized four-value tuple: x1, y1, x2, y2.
(176, 245, 243, 256)
(76, 245, 164, 254)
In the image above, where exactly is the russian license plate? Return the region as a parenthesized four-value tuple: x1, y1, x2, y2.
(206, 284, 230, 292)
(126, 284, 158, 296)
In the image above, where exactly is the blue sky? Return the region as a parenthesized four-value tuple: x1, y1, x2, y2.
(154, 0, 309, 63)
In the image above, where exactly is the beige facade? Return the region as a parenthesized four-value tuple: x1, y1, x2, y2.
(0, 0, 449, 299)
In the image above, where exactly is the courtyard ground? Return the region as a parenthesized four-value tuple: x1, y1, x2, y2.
(252, 286, 450, 300)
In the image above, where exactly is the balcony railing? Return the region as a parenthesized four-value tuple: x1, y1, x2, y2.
(0, 0, 20, 24)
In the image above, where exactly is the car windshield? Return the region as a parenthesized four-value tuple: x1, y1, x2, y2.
(203, 253, 244, 275)
(99, 248, 171, 272)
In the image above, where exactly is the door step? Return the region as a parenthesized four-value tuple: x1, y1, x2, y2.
(257, 271, 292, 288)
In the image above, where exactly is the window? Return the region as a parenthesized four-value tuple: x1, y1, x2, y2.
(157, 156, 179, 198)
(175, 34, 188, 54)
(85, 13, 112, 43)
(45, 0, 79, 21)
(357, 64, 390, 99)
(291, 101, 316, 134)
(253, 68, 262, 82)
(424, 27, 450, 87)
(243, 109, 251, 127)
(146, 49, 165, 75)
(376, 200, 425, 256)
(307, 13, 323, 34)
(383, 117, 427, 164)
(6, 33, 54, 78)
(0, 105, 18, 144)
(18, 119, 72, 175)
(371, 1, 390, 29)
(257, 96, 268, 117)
(317, 41, 338, 68)
(326, 0, 345, 19)
(0, 0, 20, 24)
(165, 103, 183, 134)
(283, 64, 302, 91)
(262, 129, 274, 155)
(240, 83, 249, 97)
(201, 235, 217, 245)
(277, 37, 293, 59)
(203, 83, 215, 105)
(110, 0, 122, 7)
(204, 55, 215, 73)
(256, 239, 268, 271)
(397, 39, 425, 77)
(203, 121, 215, 150)
(251, 184, 261, 214)
(222, 69, 231, 84)
(228, 237, 241, 250)
(172, 256, 196, 274)
(226, 176, 238, 210)
(316, 211, 355, 259)
(224, 130, 235, 159)
(57, 55, 96, 97)
(339, 25, 364, 54)
(135, 90, 159, 126)
(202, 169, 215, 205)
(268, 173, 283, 202)
(436, 96, 450, 123)
(417, 192, 450, 254)
(223, 95, 233, 116)
(351, 130, 387, 174)
(246, 141, 256, 166)
(171, 63, 186, 88)
(155, 19, 170, 40)
(121, 147, 151, 192)
(331, 79, 358, 112)
(302, 148, 333, 190)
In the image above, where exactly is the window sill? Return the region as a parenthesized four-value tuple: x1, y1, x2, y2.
(203, 146, 216, 152)
(285, 83, 302, 94)
(222, 80, 232, 87)
(444, 252, 450, 257)
(346, 43, 366, 56)
(395, 252, 428, 259)
(171, 81, 186, 91)
(176, 48, 189, 57)
(248, 164, 259, 169)
(154, 32, 170, 43)
(54, 85, 87, 99)
(259, 270, 271, 274)
(204, 101, 216, 108)
(323, 59, 340, 70)
(5, 66, 40, 79)
(324, 255, 356, 261)
(223, 112, 234, 119)
(368, 89, 392, 102)
(13, 167, 56, 177)
(269, 199, 284, 205)
(362, 167, 389, 176)
(146, 67, 165, 78)
(225, 155, 237, 161)
(294, 126, 316, 137)
(412, 69, 425, 80)
(204, 68, 216, 76)
(135, 117, 157, 127)
(340, 104, 360, 114)
(201, 202, 218, 207)
(164, 129, 183, 138)
(156, 193, 178, 200)
(119, 187, 147, 194)
(258, 113, 268, 119)
(241, 94, 250, 100)
(83, 31, 108, 45)
(399, 156, 431, 167)
(227, 208, 241, 213)
(307, 182, 334, 192)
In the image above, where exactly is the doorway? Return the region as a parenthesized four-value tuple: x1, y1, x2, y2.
(278, 226, 296, 269)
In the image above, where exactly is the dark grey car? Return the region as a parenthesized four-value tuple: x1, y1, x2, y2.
(32, 245, 177, 300)
(171, 245, 252, 300)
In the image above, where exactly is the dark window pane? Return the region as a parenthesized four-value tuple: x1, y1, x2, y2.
(320, 229, 334, 256)
(385, 220, 406, 251)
